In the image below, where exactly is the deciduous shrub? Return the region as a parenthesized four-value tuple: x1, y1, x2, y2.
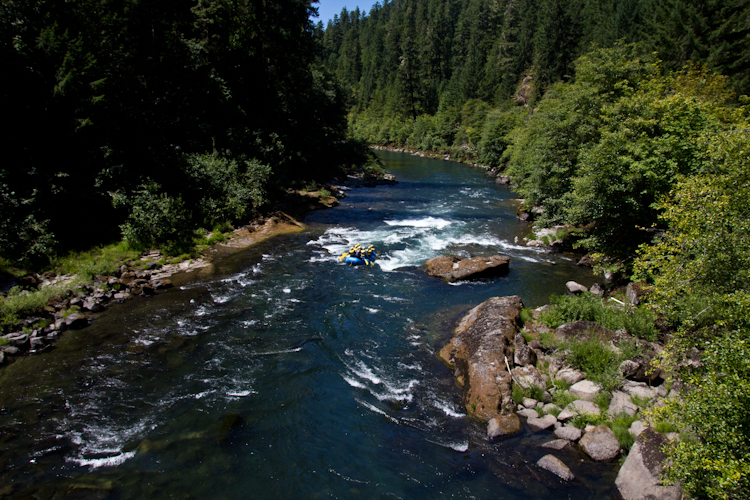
(111, 180, 190, 250)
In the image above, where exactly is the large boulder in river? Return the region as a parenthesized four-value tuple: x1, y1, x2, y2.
(439, 296, 523, 422)
(423, 254, 510, 282)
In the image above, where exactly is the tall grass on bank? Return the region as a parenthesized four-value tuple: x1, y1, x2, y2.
(540, 293, 658, 341)
(53, 242, 139, 279)
(0, 281, 82, 331)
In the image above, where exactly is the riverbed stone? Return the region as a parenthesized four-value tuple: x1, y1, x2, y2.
(423, 254, 510, 282)
(29, 336, 47, 349)
(439, 296, 523, 420)
(4, 333, 30, 348)
(557, 400, 600, 421)
(0, 345, 19, 355)
(621, 380, 657, 401)
(541, 439, 570, 450)
(537, 454, 575, 481)
(554, 424, 583, 442)
(527, 414, 557, 431)
(152, 278, 172, 289)
(83, 297, 105, 312)
(64, 313, 88, 329)
(511, 365, 546, 391)
(514, 334, 537, 366)
(579, 425, 620, 461)
(517, 408, 539, 419)
(487, 414, 522, 439)
(543, 403, 561, 415)
(616, 428, 682, 500)
(555, 368, 586, 385)
(566, 281, 588, 295)
(609, 391, 640, 416)
(521, 397, 538, 408)
(619, 359, 640, 378)
(570, 380, 601, 401)
(629, 420, 647, 437)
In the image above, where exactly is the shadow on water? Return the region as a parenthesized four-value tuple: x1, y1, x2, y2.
(0, 152, 620, 500)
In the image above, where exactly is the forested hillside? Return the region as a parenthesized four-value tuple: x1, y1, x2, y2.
(2, 0, 355, 265)
(320, 0, 749, 117)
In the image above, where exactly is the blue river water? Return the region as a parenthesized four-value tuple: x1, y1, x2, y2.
(0, 152, 621, 499)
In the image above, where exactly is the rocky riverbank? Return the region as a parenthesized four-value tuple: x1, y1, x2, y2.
(439, 292, 683, 499)
(0, 212, 304, 366)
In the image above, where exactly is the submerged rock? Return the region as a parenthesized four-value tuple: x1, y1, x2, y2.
(487, 414, 522, 439)
(537, 454, 575, 481)
(423, 254, 510, 282)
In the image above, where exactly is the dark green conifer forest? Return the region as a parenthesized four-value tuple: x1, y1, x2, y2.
(2, 0, 354, 263)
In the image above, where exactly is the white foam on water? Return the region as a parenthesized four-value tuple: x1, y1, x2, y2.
(384, 216, 453, 229)
(426, 437, 470, 452)
(371, 294, 407, 302)
(69, 450, 136, 470)
(432, 400, 466, 418)
(448, 441, 469, 452)
(372, 379, 418, 403)
(343, 376, 367, 389)
(397, 362, 422, 372)
(212, 294, 232, 304)
(251, 347, 303, 356)
(356, 399, 400, 424)
(459, 187, 487, 199)
(226, 390, 255, 397)
(349, 360, 382, 385)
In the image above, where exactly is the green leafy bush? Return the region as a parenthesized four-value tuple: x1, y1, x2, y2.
(184, 153, 271, 228)
(653, 332, 750, 498)
(112, 181, 190, 251)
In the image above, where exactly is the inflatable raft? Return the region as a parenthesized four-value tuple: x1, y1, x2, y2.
(344, 255, 374, 266)
(339, 245, 379, 266)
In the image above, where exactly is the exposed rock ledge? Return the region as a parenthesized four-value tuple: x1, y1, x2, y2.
(423, 254, 510, 282)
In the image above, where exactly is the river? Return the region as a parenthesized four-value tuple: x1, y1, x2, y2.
(0, 151, 620, 499)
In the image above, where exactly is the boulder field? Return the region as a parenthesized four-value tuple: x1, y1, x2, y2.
(438, 295, 682, 498)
